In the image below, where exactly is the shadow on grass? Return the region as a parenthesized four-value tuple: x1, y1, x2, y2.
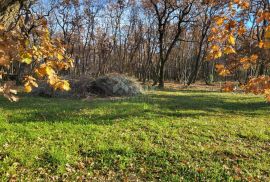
(146, 93, 269, 114)
(0, 90, 269, 125)
(31, 147, 232, 180)
(75, 147, 233, 181)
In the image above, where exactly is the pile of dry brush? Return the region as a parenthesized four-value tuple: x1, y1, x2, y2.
(31, 74, 143, 98)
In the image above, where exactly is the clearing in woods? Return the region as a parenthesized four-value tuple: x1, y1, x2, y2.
(0, 87, 269, 181)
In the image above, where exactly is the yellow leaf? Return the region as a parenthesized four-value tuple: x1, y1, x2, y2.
(61, 80, 70, 91)
(24, 85, 32, 93)
(52, 80, 70, 91)
(0, 24, 4, 31)
(228, 34, 235, 45)
(21, 53, 32, 64)
(25, 40, 30, 47)
(48, 75, 58, 85)
(45, 66, 55, 76)
(214, 51, 222, 59)
(211, 27, 218, 34)
(57, 53, 64, 61)
(211, 45, 220, 51)
(219, 69, 231, 76)
(224, 46, 236, 54)
(31, 81, 38, 88)
(9, 95, 19, 102)
(215, 17, 225, 26)
(240, 57, 249, 63)
(242, 63, 251, 70)
(21, 57, 32, 64)
(53, 81, 62, 90)
(33, 46, 38, 51)
(259, 41, 264, 48)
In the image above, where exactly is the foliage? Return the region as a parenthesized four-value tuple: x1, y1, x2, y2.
(0, 90, 269, 180)
(0, 15, 73, 101)
(206, 0, 270, 101)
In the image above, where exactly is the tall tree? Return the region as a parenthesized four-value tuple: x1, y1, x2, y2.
(143, 0, 195, 87)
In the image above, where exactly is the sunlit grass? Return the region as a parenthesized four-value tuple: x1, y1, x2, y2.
(0, 90, 269, 181)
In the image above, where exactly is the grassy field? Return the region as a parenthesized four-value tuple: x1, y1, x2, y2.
(0, 89, 269, 181)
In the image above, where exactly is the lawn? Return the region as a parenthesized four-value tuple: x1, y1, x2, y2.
(0, 89, 269, 181)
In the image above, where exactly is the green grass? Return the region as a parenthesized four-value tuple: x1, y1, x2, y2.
(0, 90, 269, 181)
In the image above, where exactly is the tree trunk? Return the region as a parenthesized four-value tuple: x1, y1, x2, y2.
(158, 60, 165, 88)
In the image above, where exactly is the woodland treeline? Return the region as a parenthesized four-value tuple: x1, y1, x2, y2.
(1, 0, 270, 88)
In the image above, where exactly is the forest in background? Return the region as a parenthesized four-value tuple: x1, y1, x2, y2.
(0, 0, 270, 102)
(2, 0, 269, 87)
